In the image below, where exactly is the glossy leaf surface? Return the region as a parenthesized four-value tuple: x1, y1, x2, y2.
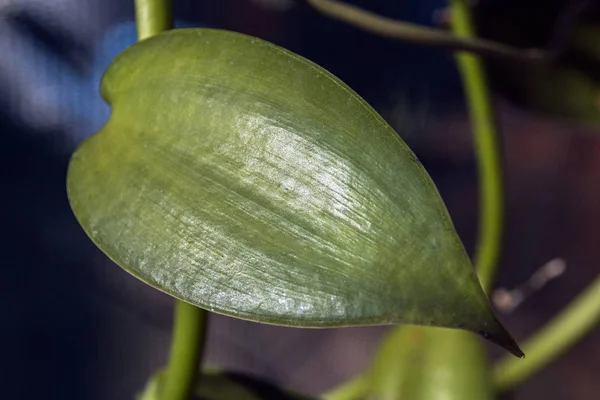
(368, 326, 493, 400)
(67, 28, 521, 355)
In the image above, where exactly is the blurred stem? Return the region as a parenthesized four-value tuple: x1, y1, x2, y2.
(494, 275, 600, 392)
(306, 0, 546, 63)
(449, 0, 503, 293)
(322, 374, 369, 400)
(161, 300, 208, 400)
(135, 0, 173, 40)
(134, 2, 207, 400)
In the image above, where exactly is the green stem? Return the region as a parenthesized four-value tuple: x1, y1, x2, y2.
(493, 275, 600, 392)
(134, 2, 207, 400)
(306, 0, 546, 63)
(449, 0, 503, 293)
(320, 4, 506, 399)
(447, 0, 600, 392)
(322, 374, 369, 400)
(161, 300, 208, 400)
(135, 0, 173, 40)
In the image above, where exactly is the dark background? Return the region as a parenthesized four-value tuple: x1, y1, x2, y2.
(2, 1, 599, 399)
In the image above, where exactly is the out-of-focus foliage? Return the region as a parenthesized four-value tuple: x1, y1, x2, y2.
(476, 0, 600, 130)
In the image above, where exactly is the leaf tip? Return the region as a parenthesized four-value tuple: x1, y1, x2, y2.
(479, 318, 525, 358)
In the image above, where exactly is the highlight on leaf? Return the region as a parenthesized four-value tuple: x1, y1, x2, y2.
(67, 28, 522, 356)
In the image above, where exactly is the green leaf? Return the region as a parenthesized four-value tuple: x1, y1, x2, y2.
(368, 326, 493, 400)
(138, 369, 315, 400)
(67, 28, 522, 356)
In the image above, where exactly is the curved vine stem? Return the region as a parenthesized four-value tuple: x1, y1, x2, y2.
(306, 0, 547, 63)
(449, 0, 503, 294)
(450, 0, 600, 392)
(494, 275, 600, 392)
(134, 2, 208, 400)
(320, 2, 505, 398)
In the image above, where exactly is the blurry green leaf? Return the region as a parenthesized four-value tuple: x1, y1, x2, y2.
(67, 28, 521, 355)
(138, 369, 314, 400)
(499, 66, 600, 128)
(488, 22, 600, 130)
(368, 326, 493, 400)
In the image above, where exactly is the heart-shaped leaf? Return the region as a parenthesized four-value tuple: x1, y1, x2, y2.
(67, 28, 522, 356)
(368, 326, 494, 400)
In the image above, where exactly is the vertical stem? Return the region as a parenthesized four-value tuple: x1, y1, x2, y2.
(321, 5, 506, 399)
(449, 1, 600, 394)
(449, 0, 504, 293)
(161, 300, 208, 400)
(133, 2, 207, 400)
(135, 0, 173, 40)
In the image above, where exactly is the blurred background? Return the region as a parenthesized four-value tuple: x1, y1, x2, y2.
(2, 0, 600, 399)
